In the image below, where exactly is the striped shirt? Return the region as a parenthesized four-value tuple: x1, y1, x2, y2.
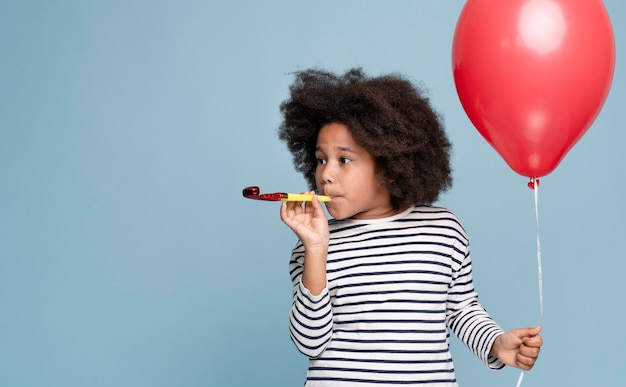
(288, 206, 504, 386)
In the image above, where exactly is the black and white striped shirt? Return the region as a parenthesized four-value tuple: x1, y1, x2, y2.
(289, 206, 504, 386)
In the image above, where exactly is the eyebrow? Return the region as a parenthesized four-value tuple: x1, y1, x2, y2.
(315, 145, 358, 153)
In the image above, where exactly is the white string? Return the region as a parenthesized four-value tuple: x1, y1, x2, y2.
(534, 179, 544, 321)
(516, 178, 544, 387)
(516, 371, 525, 387)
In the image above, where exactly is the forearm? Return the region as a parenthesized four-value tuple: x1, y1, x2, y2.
(288, 244, 333, 358)
(289, 281, 333, 358)
(301, 246, 328, 296)
(448, 303, 504, 369)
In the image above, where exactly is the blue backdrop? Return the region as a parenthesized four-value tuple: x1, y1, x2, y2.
(1, 1, 624, 386)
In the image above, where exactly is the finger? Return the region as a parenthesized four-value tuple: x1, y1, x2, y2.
(516, 352, 537, 370)
(297, 192, 315, 213)
(519, 343, 541, 358)
(301, 191, 317, 212)
(291, 200, 304, 215)
(510, 326, 542, 342)
(282, 201, 303, 222)
(281, 201, 293, 219)
(523, 334, 543, 348)
(516, 361, 534, 371)
(304, 196, 315, 212)
(309, 193, 324, 213)
(280, 201, 295, 225)
(280, 201, 295, 223)
(523, 326, 542, 336)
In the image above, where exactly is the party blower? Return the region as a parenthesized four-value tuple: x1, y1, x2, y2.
(242, 186, 331, 202)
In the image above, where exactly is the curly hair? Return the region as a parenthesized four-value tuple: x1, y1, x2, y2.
(278, 68, 452, 209)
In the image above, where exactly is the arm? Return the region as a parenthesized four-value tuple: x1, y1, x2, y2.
(446, 247, 505, 369)
(281, 195, 334, 358)
(280, 194, 329, 295)
(447, 297, 506, 369)
(446, 248, 543, 370)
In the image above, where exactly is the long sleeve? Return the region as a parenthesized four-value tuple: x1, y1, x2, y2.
(288, 244, 334, 358)
(286, 207, 509, 385)
(446, 245, 505, 369)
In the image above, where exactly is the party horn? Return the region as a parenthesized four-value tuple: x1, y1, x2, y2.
(243, 186, 331, 202)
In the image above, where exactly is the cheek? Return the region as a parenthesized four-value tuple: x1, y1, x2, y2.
(314, 169, 323, 189)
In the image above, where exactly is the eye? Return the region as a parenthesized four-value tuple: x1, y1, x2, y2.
(316, 157, 327, 165)
(340, 157, 352, 164)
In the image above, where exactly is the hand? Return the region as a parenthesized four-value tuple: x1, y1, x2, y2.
(280, 193, 330, 295)
(490, 326, 543, 370)
(280, 192, 329, 251)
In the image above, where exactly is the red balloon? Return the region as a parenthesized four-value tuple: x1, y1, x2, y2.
(452, 0, 615, 178)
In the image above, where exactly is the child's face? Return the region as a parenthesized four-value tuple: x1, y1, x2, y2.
(315, 122, 396, 220)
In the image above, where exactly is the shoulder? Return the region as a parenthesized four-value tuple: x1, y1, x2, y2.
(404, 205, 462, 223)
(402, 205, 469, 241)
(327, 206, 467, 237)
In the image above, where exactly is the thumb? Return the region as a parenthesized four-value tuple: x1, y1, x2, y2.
(516, 326, 542, 338)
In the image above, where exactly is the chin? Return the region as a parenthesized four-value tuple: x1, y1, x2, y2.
(327, 207, 355, 221)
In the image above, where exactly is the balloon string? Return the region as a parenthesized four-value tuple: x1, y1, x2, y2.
(517, 178, 544, 387)
(534, 179, 544, 321)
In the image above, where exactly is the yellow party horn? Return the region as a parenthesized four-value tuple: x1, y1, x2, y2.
(243, 186, 331, 202)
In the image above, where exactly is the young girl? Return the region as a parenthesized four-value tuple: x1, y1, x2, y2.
(278, 68, 542, 386)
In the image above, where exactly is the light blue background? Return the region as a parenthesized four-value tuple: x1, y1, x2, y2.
(1, 1, 624, 386)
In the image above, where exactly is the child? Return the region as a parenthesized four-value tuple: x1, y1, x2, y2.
(277, 68, 542, 386)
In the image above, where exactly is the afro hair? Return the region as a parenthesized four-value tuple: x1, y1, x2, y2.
(278, 68, 453, 209)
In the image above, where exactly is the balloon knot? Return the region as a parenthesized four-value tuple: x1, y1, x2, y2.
(527, 178, 540, 190)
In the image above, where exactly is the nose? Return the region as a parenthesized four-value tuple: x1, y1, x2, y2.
(318, 163, 334, 185)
